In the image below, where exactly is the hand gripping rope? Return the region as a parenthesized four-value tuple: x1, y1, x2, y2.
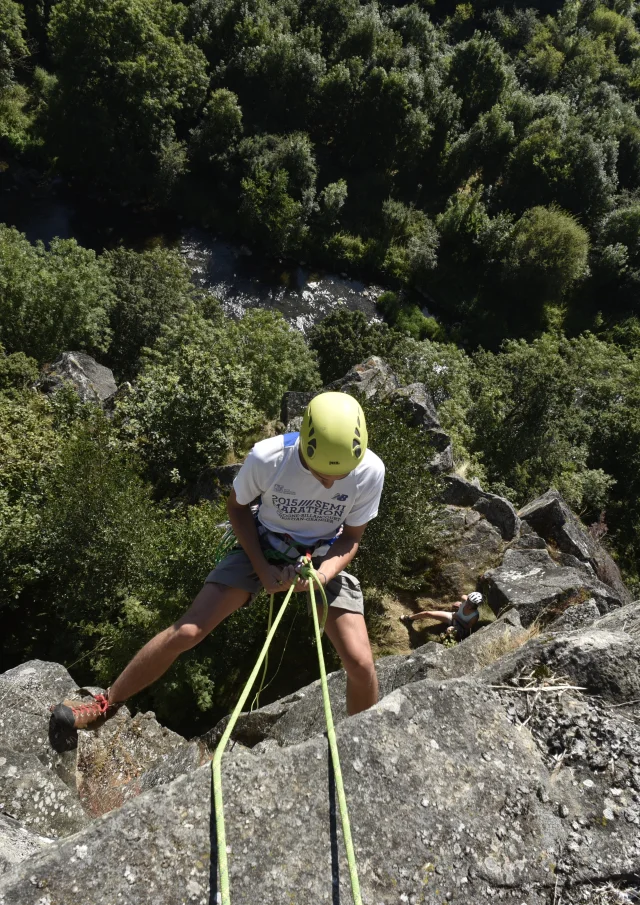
(211, 554, 363, 905)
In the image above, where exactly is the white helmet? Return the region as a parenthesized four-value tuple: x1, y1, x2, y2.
(467, 592, 483, 607)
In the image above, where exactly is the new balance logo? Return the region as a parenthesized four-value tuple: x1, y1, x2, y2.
(332, 493, 349, 501)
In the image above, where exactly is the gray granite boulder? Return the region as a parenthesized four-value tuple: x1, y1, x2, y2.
(549, 598, 601, 632)
(441, 474, 483, 507)
(3, 678, 640, 905)
(439, 609, 529, 674)
(203, 613, 527, 754)
(282, 357, 399, 431)
(0, 661, 81, 789)
(280, 390, 315, 425)
(482, 547, 624, 627)
(75, 707, 198, 818)
(511, 521, 548, 551)
(441, 476, 520, 540)
(480, 625, 640, 703)
(0, 749, 89, 838)
(0, 660, 204, 826)
(389, 382, 440, 430)
(121, 741, 206, 803)
(326, 355, 399, 399)
(473, 493, 520, 541)
(519, 490, 632, 603)
(282, 357, 455, 473)
(0, 815, 52, 876)
(202, 642, 450, 753)
(388, 383, 453, 473)
(592, 599, 640, 635)
(433, 506, 505, 595)
(37, 352, 117, 403)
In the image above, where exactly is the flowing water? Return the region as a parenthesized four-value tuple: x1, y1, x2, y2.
(1, 174, 380, 329)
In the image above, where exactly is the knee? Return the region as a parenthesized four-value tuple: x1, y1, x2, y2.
(167, 621, 207, 652)
(342, 652, 376, 686)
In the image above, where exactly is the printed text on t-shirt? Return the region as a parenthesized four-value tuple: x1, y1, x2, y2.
(270, 495, 347, 523)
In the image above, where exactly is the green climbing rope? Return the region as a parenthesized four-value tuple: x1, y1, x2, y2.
(212, 582, 296, 905)
(308, 562, 363, 905)
(211, 555, 361, 905)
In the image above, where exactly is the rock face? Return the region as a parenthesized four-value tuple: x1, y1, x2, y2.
(433, 505, 505, 595)
(442, 475, 520, 540)
(0, 815, 52, 877)
(2, 593, 640, 905)
(0, 661, 208, 878)
(519, 490, 632, 604)
(326, 355, 400, 400)
(37, 352, 117, 403)
(480, 626, 640, 703)
(482, 546, 625, 627)
(75, 707, 204, 817)
(549, 597, 601, 631)
(3, 633, 640, 904)
(0, 749, 88, 838)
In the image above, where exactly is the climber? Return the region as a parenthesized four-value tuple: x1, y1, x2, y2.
(399, 592, 483, 640)
(51, 392, 385, 731)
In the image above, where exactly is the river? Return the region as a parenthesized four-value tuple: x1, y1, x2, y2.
(1, 174, 380, 330)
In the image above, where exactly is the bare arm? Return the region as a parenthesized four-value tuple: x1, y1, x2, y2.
(226, 489, 286, 594)
(408, 610, 454, 624)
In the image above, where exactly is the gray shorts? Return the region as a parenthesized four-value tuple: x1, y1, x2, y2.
(205, 548, 364, 615)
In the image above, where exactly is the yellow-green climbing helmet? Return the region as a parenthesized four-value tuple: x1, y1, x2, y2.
(300, 392, 368, 475)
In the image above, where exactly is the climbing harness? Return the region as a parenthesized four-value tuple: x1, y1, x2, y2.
(211, 554, 363, 905)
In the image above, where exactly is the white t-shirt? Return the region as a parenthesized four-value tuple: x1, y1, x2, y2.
(233, 432, 385, 545)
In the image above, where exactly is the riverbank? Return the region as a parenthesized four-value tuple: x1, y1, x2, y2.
(0, 160, 383, 329)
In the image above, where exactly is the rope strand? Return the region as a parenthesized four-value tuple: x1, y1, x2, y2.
(308, 562, 363, 905)
(211, 556, 362, 904)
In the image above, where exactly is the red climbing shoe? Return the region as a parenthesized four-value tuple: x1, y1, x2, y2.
(50, 691, 121, 731)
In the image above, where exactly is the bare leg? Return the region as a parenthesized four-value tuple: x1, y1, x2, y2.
(406, 610, 453, 624)
(108, 584, 249, 704)
(322, 607, 378, 715)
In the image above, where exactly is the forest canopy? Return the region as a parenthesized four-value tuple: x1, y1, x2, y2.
(4, 0, 640, 345)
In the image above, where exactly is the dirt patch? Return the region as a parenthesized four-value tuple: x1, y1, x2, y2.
(370, 594, 414, 658)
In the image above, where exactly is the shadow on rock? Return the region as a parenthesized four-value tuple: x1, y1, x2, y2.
(48, 714, 78, 754)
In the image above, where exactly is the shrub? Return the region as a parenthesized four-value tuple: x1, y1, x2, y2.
(0, 226, 114, 363)
(351, 395, 444, 592)
(104, 247, 202, 381)
(308, 308, 395, 384)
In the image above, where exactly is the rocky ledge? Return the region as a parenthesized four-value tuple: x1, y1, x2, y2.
(1, 613, 639, 902)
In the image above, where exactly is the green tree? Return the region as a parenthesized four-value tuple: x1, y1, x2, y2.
(0, 226, 114, 362)
(308, 308, 395, 383)
(47, 0, 209, 198)
(190, 89, 243, 169)
(103, 246, 202, 380)
(230, 309, 321, 417)
(0, 389, 60, 619)
(0, 0, 27, 87)
(387, 335, 475, 465)
(353, 394, 443, 591)
(116, 301, 320, 483)
(500, 205, 589, 318)
(468, 333, 614, 512)
(0, 0, 32, 152)
(379, 199, 439, 286)
(240, 165, 307, 254)
(502, 116, 615, 220)
(116, 340, 257, 485)
(448, 33, 511, 126)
